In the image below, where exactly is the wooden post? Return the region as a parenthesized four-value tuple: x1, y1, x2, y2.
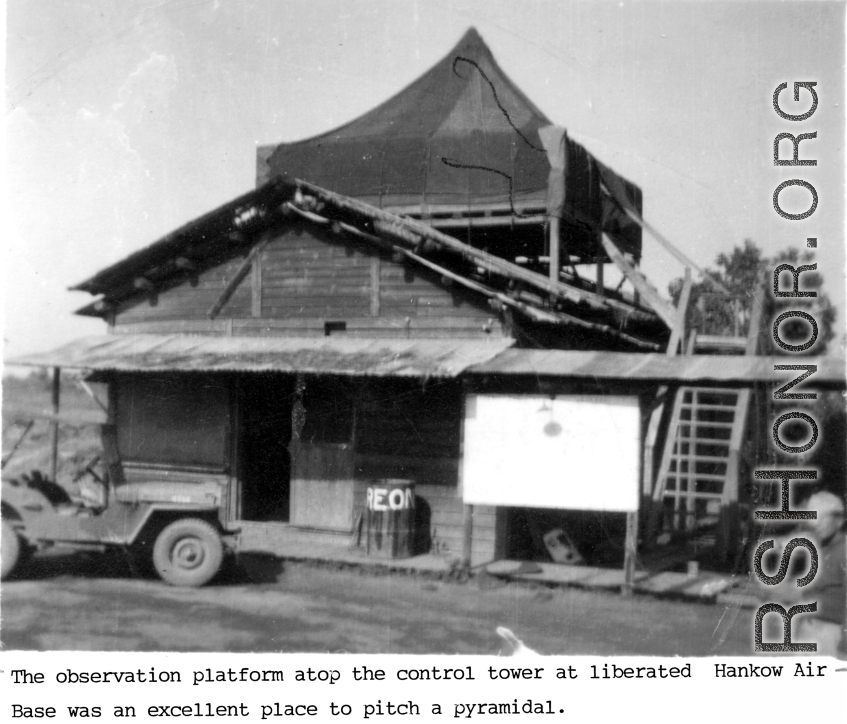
(462, 503, 474, 568)
(548, 216, 560, 285)
(50, 367, 60, 481)
(251, 245, 263, 317)
(622, 510, 638, 596)
(370, 256, 381, 317)
(666, 267, 692, 356)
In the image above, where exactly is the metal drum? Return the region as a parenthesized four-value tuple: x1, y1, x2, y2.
(364, 479, 415, 559)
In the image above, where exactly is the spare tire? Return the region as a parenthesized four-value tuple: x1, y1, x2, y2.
(152, 518, 223, 587)
(2, 518, 22, 581)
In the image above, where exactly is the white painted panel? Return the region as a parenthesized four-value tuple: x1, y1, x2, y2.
(462, 394, 640, 512)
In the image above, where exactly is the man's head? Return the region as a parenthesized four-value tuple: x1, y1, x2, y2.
(802, 491, 845, 545)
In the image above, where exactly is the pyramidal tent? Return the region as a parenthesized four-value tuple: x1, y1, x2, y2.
(258, 28, 642, 260)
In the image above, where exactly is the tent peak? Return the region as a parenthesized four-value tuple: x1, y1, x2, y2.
(452, 26, 493, 58)
(457, 26, 484, 45)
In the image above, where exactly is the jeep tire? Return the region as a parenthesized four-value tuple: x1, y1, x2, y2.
(152, 518, 223, 587)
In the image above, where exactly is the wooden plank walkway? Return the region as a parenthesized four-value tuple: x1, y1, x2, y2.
(237, 523, 747, 604)
(486, 559, 737, 601)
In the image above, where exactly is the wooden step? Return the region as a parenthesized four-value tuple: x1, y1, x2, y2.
(669, 453, 731, 463)
(692, 335, 747, 353)
(680, 403, 739, 411)
(666, 471, 731, 482)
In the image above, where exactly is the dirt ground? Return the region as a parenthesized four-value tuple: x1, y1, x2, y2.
(1, 550, 758, 655)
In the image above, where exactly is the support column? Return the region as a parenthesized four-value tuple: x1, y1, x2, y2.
(622, 510, 639, 596)
(548, 217, 560, 285)
(50, 366, 60, 481)
(462, 503, 474, 568)
(595, 234, 605, 296)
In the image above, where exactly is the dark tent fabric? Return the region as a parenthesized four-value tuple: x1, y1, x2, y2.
(261, 27, 642, 258)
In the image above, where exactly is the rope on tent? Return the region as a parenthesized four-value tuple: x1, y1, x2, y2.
(451, 56, 545, 154)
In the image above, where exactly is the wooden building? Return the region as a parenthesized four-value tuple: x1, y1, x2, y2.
(17, 28, 840, 575)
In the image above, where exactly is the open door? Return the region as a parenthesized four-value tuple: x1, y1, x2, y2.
(237, 375, 294, 522)
(289, 377, 356, 531)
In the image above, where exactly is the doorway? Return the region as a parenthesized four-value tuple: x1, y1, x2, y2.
(237, 375, 294, 522)
(289, 376, 357, 531)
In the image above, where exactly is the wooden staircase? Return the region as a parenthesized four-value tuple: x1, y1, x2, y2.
(645, 286, 764, 566)
(649, 386, 750, 562)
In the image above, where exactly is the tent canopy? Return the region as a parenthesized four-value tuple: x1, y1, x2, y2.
(259, 28, 642, 258)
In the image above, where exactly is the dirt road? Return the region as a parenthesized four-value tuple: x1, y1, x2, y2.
(1, 552, 756, 655)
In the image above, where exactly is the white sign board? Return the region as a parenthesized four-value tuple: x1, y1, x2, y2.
(462, 394, 641, 512)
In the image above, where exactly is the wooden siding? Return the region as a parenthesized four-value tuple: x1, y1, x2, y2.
(116, 255, 253, 323)
(350, 378, 496, 564)
(113, 223, 503, 339)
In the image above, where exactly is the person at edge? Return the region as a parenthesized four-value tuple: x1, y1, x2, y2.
(780, 491, 847, 656)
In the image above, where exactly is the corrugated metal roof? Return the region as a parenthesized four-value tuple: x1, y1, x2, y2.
(10, 337, 842, 386)
(469, 349, 846, 386)
(7, 334, 514, 378)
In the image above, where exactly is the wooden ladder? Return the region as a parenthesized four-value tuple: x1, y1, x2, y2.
(649, 386, 750, 561)
(645, 281, 764, 564)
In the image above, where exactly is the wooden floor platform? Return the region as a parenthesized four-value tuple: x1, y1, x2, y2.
(485, 559, 737, 601)
(237, 522, 752, 605)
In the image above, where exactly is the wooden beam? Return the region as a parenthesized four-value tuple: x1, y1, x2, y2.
(600, 233, 676, 329)
(133, 277, 155, 291)
(295, 179, 658, 325)
(50, 367, 60, 481)
(549, 216, 560, 285)
(251, 247, 263, 318)
(600, 182, 732, 296)
(76, 379, 108, 414)
(208, 237, 270, 319)
(622, 510, 639, 596)
(462, 504, 474, 569)
(746, 277, 767, 356)
(399, 247, 662, 350)
(1, 420, 34, 471)
(666, 267, 692, 356)
(281, 205, 663, 350)
(369, 256, 380, 317)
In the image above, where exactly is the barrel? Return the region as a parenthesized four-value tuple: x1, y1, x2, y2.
(363, 479, 416, 559)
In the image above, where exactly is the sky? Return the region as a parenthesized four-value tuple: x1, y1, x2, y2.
(3, 0, 845, 363)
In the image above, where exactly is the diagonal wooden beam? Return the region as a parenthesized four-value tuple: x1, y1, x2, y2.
(601, 182, 732, 296)
(600, 232, 676, 329)
(292, 207, 662, 351)
(208, 237, 270, 319)
(294, 178, 659, 326)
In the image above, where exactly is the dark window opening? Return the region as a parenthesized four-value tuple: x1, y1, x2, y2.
(115, 374, 229, 468)
(324, 321, 347, 336)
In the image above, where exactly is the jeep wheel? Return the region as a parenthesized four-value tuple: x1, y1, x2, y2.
(2, 518, 22, 581)
(152, 518, 223, 587)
